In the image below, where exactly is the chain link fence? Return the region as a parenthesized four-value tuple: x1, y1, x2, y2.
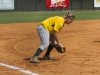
(14, 0, 96, 11)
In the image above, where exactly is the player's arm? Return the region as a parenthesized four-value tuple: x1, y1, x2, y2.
(53, 18, 64, 44)
(53, 30, 59, 45)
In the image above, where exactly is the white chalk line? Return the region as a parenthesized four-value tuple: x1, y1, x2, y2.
(0, 62, 39, 75)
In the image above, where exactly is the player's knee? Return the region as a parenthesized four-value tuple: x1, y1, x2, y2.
(43, 43, 49, 49)
(39, 43, 49, 50)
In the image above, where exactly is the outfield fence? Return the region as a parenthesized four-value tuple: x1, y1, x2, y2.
(0, 0, 100, 11)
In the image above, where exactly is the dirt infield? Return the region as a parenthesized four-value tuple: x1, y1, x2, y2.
(0, 20, 100, 75)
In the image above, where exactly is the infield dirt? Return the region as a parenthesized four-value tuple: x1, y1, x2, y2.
(0, 20, 100, 75)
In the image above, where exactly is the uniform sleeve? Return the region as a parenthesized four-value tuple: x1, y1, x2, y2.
(54, 20, 64, 32)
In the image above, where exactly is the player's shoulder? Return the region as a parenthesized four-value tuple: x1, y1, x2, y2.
(53, 16, 63, 19)
(53, 16, 61, 18)
(53, 16, 65, 22)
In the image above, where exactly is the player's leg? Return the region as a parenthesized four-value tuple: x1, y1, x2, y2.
(43, 35, 55, 60)
(30, 25, 50, 63)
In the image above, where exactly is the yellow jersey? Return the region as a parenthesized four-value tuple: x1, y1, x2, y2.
(41, 16, 65, 34)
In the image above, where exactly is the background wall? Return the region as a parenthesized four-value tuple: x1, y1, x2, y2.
(15, 0, 94, 11)
(14, 0, 96, 11)
(70, 0, 94, 10)
(0, 0, 99, 11)
(14, 0, 46, 11)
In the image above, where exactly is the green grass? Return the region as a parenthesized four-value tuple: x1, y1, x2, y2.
(73, 10, 100, 20)
(0, 10, 100, 24)
(0, 11, 64, 24)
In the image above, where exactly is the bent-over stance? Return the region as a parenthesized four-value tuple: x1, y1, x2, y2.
(30, 11, 75, 63)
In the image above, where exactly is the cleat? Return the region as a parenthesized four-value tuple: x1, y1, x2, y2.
(30, 56, 40, 63)
(43, 55, 55, 60)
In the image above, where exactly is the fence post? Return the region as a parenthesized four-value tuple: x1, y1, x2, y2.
(35, 0, 37, 11)
(93, 0, 94, 10)
(81, 0, 82, 10)
(70, 0, 72, 10)
(44, 0, 46, 11)
(14, 0, 17, 11)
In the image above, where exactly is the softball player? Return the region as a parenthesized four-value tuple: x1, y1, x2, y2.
(30, 11, 75, 63)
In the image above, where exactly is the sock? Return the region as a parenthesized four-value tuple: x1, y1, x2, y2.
(44, 44, 54, 56)
(33, 48, 43, 57)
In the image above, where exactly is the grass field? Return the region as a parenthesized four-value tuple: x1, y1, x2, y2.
(0, 10, 100, 24)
